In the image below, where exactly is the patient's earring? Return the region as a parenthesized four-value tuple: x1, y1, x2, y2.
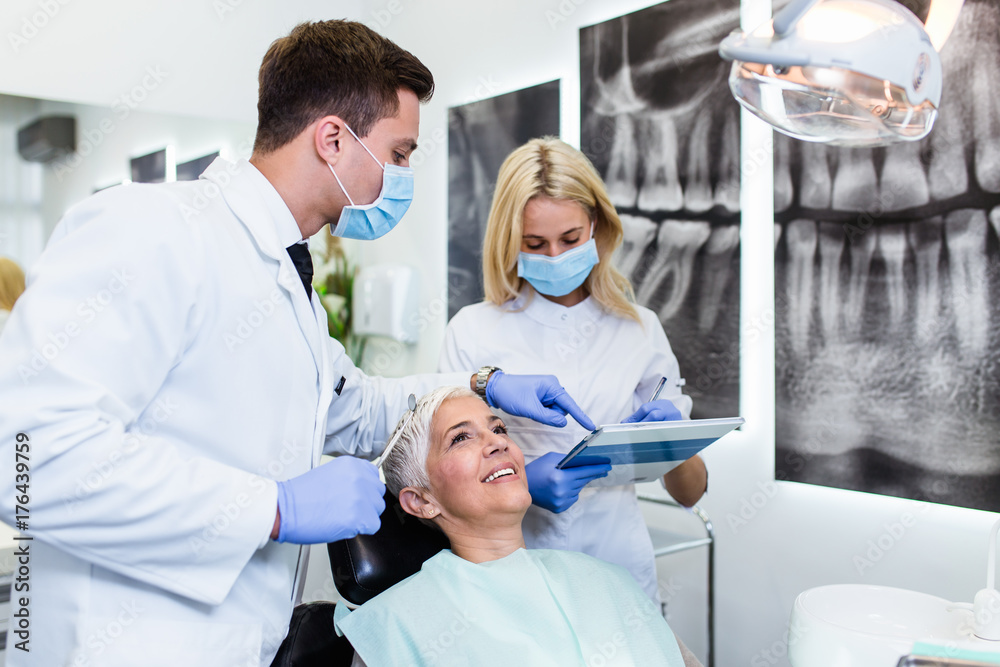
(427, 508, 437, 517)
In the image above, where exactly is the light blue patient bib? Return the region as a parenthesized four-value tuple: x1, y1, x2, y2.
(334, 548, 684, 666)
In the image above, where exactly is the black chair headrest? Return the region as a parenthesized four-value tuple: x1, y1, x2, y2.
(328, 490, 450, 606)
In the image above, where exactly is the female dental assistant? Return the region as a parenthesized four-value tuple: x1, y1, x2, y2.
(440, 137, 708, 602)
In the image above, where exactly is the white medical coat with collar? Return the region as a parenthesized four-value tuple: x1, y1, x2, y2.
(0, 158, 466, 667)
(440, 290, 692, 602)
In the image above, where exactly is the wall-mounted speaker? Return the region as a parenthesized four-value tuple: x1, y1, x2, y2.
(17, 116, 76, 163)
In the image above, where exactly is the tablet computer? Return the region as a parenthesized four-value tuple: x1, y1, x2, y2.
(555, 417, 744, 487)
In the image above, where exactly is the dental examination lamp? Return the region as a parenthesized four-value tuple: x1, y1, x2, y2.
(719, 0, 965, 146)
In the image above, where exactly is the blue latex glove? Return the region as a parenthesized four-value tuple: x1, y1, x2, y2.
(275, 456, 386, 544)
(525, 452, 612, 513)
(622, 399, 683, 423)
(485, 371, 596, 430)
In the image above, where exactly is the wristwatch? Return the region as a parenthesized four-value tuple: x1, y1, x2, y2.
(475, 366, 502, 398)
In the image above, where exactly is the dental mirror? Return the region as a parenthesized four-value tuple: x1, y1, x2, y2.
(376, 393, 417, 469)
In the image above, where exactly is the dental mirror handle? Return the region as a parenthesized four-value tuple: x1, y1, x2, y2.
(375, 393, 417, 469)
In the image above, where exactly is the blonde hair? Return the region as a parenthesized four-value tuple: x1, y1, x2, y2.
(0, 258, 25, 311)
(482, 137, 639, 323)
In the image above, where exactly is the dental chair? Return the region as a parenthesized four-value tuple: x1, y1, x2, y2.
(269, 490, 449, 667)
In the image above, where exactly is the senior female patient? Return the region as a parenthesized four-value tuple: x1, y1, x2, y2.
(334, 385, 694, 667)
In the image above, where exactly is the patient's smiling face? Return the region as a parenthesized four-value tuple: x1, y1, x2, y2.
(423, 396, 531, 524)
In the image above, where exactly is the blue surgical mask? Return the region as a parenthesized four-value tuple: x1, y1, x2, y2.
(328, 124, 413, 241)
(517, 230, 599, 297)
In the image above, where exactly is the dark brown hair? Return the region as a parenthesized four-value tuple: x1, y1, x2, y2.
(253, 20, 434, 154)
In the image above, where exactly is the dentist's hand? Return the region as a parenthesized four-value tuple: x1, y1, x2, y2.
(622, 399, 683, 424)
(273, 456, 386, 544)
(525, 452, 612, 513)
(485, 371, 596, 430)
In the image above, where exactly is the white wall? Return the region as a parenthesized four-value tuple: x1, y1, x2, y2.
(0, 94, 44, 269)
(1, 1, 998, 665)
(0, 0, 364, 123)
(34, 98, 257, 241)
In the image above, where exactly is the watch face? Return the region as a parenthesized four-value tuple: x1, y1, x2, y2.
(477, 367, 496, 394)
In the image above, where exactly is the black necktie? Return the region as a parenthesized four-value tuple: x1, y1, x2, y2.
(286, 243, 313, 299)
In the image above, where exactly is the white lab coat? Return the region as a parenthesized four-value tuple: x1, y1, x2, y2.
(440, 288, 692, 602)
(0, 158, 467, 667)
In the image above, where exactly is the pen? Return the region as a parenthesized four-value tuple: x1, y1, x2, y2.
(647, 377, 667, 403)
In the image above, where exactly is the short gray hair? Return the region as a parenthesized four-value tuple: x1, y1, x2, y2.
(382, 385, 480, 497)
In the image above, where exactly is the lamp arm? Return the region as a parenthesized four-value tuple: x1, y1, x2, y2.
(773, 0, 820, 36)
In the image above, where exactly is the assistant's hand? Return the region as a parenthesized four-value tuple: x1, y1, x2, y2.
(274, 456, 386, 544)
(485, 371, 596, 430)
(622, 399, 682, 424)
(525, 452, 611, 513)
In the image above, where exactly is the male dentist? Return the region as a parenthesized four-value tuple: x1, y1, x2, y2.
(0, 20, 592, 667)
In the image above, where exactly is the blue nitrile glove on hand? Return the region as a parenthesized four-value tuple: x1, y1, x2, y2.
(485, 371, 596, 430)
(525, 452, 612, 513)
(275, 456, 386, 544)
(622, 399, 683, 423)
